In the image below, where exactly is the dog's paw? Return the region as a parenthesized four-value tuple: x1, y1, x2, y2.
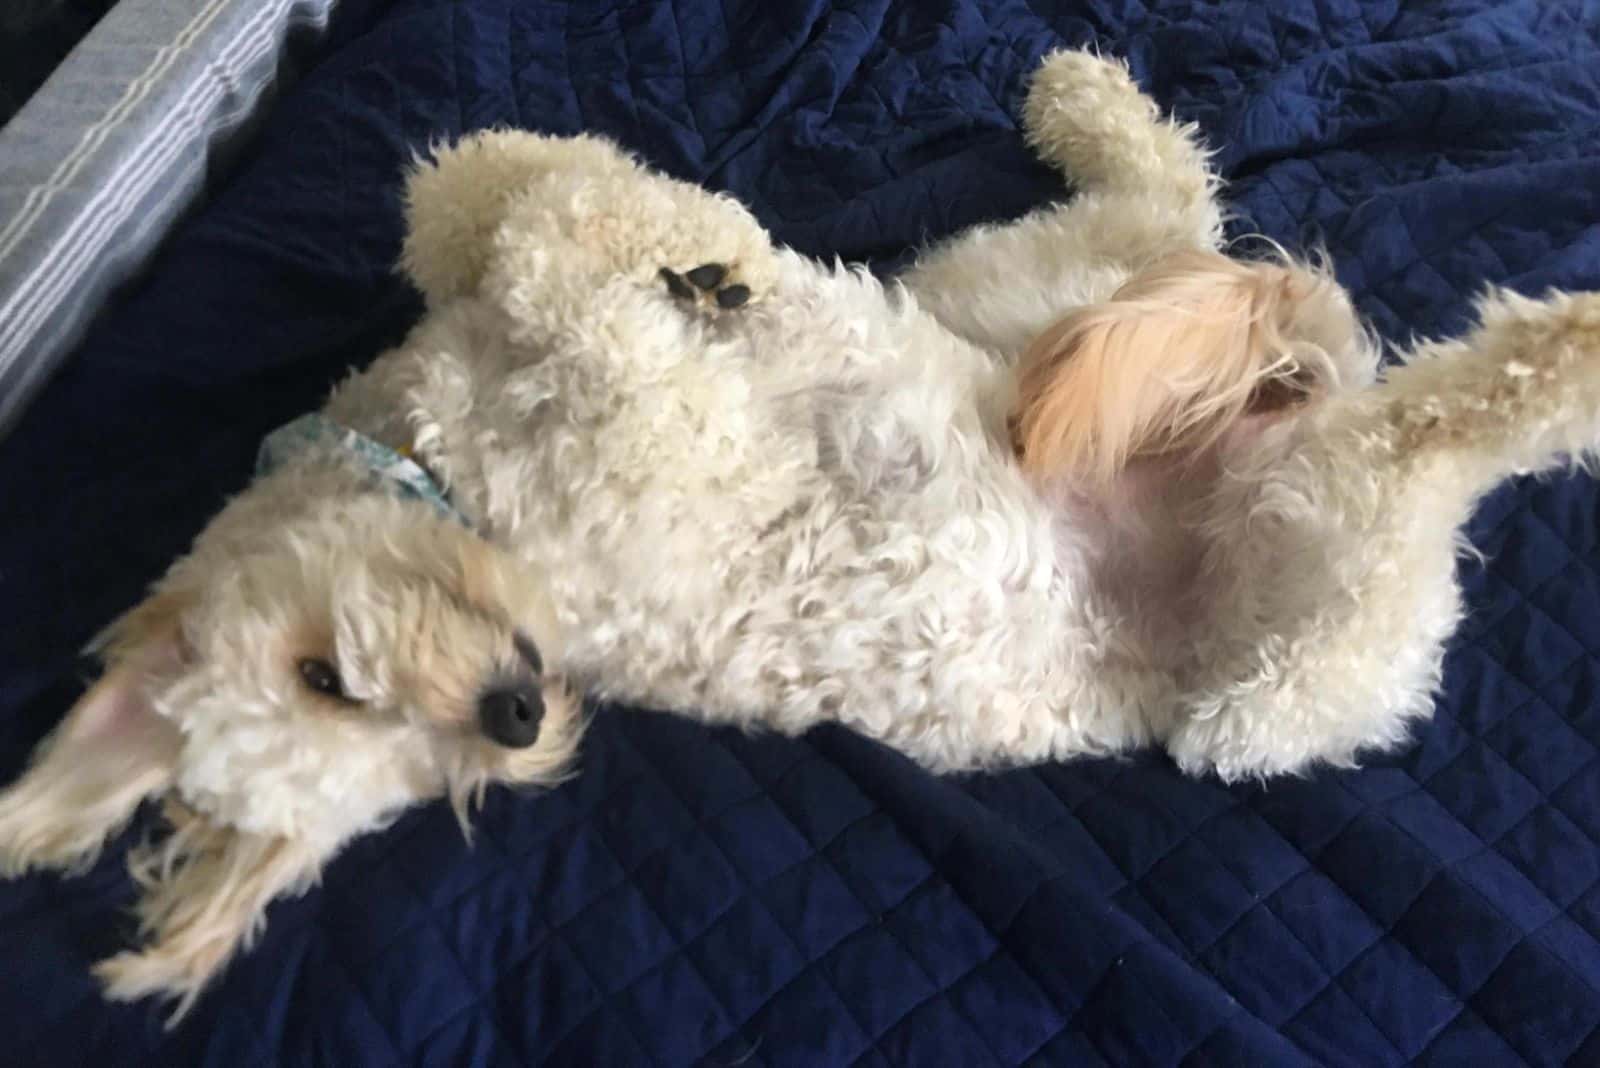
(1029, 48, 1144, 107)
(659, 262, 757, 314)
(1024, 49, 1154, 154)
(1023, 47, 1213, 196)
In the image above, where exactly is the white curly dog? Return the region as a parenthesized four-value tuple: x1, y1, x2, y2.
(4, 49, 1600, 1018)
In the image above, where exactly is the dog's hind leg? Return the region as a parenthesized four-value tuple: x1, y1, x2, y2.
(1167, 289, 1600, 781)
(900, 48, 1224, 362)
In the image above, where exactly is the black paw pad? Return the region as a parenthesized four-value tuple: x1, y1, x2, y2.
(685, 263, 728, 289)
(716, 284, 751, 309)
(660, 267, 695, 299)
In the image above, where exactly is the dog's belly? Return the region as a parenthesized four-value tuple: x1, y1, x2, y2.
(412, 259, 1134, 764)
(1039, 450, 1230, 671)
(547, 387, 1096, 766)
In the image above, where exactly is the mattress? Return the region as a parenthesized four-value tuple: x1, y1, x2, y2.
(0, 0, 345, 436)
(0, 0, 118, 126)
(2, 0, 1599, 1064)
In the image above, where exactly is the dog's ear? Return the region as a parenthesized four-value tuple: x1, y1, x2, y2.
(0, 591, 189, 878)
(92, 803, 329, 1024)
(1012, 250, 1340, 484)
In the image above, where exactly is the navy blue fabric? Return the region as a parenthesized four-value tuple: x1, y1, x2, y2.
(4, 1, 1600, 1063)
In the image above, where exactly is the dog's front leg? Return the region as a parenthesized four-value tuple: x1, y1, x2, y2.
(1168, 289, 1600, 781)
(400, 130, 778, 337)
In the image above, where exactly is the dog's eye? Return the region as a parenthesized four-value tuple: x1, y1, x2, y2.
(297, 657, 351, 701)
(513, 631, 543, 675)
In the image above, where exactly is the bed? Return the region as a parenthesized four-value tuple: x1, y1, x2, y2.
(2, 0, 1598, 1063)
(0, 0, 119, 126)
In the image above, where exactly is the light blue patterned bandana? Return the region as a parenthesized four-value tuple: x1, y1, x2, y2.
(256, 413, 469, 525)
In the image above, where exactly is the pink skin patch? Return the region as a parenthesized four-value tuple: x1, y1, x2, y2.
(1033, 383, 1323, 666)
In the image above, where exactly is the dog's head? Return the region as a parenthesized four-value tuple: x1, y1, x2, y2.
(0, 474, 581, 1020)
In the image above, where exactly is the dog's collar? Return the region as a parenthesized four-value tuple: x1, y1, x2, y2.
(256, 414, 469, 525)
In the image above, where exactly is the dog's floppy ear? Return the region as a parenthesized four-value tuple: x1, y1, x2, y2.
(92, 801, 330, 1024)
(0, 592, 189, 878)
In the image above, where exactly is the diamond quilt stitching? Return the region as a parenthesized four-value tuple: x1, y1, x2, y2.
(3, 1, 1600, 1064)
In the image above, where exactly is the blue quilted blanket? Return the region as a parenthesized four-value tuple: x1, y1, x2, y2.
(4, 1, 1600, 1063)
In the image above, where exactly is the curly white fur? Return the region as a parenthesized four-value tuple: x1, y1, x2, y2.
(3, 48, 1600, 1018)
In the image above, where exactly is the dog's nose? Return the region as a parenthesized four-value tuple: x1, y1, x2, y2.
(478, 683, 544, 748)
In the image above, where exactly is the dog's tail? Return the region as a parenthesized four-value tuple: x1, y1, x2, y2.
(1347, 288, 1600, 490)
(1012, 249, 1361, 485)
